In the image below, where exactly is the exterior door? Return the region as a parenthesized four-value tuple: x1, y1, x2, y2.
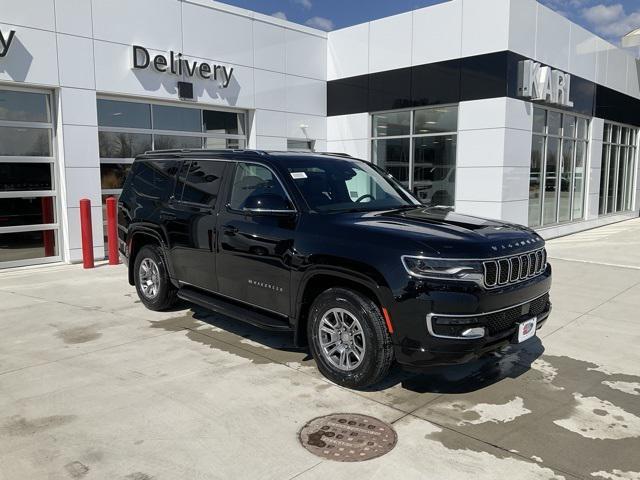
(216, 162, 297, 316)
(164, 159, 227, 292)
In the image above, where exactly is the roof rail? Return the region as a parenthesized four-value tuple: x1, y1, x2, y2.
(317, 152, 353, 158)
(141, 148, 268, 156)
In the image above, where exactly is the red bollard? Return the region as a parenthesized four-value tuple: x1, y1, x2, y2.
(80, 198, 94, 269)
(106, 196, 119, 265)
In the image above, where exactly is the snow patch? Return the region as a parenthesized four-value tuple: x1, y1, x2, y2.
(531, 455, 543, 463)
(591, 470, 640, 480)
(530, 358, 564, 390)
(439, 397, 531, 426)
(602, 380, 640, 396)
(554, 393, 640, 440)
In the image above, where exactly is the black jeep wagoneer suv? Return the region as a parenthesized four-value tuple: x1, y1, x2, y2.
(119, 150, 551, 389)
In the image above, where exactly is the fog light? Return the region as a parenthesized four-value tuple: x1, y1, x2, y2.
(461, 327, 485, 338)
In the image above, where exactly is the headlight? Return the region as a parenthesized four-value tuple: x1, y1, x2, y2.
(401, 255, 484, 281)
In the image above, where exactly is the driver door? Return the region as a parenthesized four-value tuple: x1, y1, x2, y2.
(216, 162, 297, 316)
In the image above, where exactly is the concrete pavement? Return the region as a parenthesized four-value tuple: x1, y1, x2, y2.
(1, 219, 640, 479)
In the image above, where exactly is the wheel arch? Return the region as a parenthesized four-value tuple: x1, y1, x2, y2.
(127, 227, 170, 286)
(293, 267, 391, 347)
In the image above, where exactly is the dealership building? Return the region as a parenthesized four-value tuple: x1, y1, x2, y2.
(0, 0, 639, 268)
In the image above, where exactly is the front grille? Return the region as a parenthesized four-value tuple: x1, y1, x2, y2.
(483, 248, 547, 288)
(485, 293, 550, 335)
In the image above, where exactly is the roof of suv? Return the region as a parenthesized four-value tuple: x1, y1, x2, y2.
(138, 149, 358, 164)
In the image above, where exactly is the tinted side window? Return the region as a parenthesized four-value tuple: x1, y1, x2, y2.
(178, 160, 225, 207)
(131, 159, 179, 200)
(229, 163, 292, 210)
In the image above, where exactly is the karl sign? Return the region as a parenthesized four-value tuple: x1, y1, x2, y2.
(132, 45, 234, 88)
(517, 59, 574, 107)
(0, 29, 16, 58)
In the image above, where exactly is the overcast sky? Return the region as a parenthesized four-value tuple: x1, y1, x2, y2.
(218, 0, 640, 46)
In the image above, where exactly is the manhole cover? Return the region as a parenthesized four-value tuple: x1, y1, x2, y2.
(298, 413, 397, 462)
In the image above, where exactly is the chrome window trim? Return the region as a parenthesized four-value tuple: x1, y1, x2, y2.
(425, 290, 550, 340)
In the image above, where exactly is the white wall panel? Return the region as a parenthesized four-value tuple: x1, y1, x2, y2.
(461, 0, 509, 57)
(0, 24, 59, 86)
(64, 167, 102, 206)
(508, 0, 537, 59)
(256, 135, 286, 150)
(327, 113, 369, 141)
(254, 109, 286, 137)
(57, 34, 95, 89)
(93, 41, 177, 100)
(569, 24, 598, 82)
(455, 200, 502, 220)
(66, 206, 104, 251)
(368, 12, 412, 73)
(285, 29, 326, 80)
(535, 4, 570, 71)
(503, 128, 533, 168)
(458, 98, 507, 131)
(455, 167, 504, 201)
(595, 38, 613, 86)
(412, 1, 462, 65)
(182, 2, 253, 66)
(501, 167, 530, 201)
(285, 74, 326, 116)
(60, 88, 97, 126)
(62, 125, 99, 168)
(457, 129, 505, 167)
(54, 0, 93, 37)
(285, 113, 326, 140)
(604, 44, 628, 94)
(92, 0, 181, 51)
(254, 69, 286, 110)
(501, 199, 528, 225)
(505, 98, 534, 132)
(0, 0, 55, 31)
(253, 21, 286, 73)
(192, 62, 255, 109)
(326, 139, 369, 160)
(627, 56, 640, 100)
(327, 23, 368, 80)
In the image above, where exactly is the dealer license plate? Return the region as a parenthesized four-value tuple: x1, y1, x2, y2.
(517, 317, 537, 343)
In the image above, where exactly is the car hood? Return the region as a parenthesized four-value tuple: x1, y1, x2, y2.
(332, 206, 544, 259)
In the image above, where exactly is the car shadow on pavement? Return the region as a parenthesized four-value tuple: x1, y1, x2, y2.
(371, 338, 545, 394)
(190, 306, 310, 355)
(178, 304, 544, 394)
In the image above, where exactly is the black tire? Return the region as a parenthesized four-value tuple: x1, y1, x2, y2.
(133, 244, 178, 311)
(307, 288, 394, 389)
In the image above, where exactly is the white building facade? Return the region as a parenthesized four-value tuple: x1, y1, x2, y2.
(0, 0, 638, 268)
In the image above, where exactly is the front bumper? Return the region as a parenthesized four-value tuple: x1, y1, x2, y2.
(389, 265, 552, 369)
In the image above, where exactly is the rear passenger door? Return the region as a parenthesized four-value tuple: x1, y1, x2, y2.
(163, 159, 227, 292)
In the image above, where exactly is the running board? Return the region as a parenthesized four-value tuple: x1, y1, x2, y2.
(177, 286, 293, 331)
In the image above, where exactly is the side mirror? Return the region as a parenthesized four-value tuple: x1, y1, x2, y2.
(242, 193, 296, 215)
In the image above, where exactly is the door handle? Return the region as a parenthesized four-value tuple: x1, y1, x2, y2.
(223, 224, 238, 234)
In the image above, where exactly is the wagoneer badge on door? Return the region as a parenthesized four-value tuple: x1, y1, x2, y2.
(132, 45, 234, 88)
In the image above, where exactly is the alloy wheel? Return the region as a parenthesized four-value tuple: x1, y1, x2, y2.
(318, 307, 366, 371)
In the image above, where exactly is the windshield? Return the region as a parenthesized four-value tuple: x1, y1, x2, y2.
(286, 157, 420, 213)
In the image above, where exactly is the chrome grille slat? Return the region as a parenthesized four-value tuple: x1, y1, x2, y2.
(483, 248, 546, 289)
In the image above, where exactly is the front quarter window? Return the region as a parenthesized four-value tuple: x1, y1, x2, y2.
(228, 163, 294, 212)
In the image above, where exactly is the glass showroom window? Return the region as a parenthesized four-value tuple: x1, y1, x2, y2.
(598, 122, 637, 215)
(97, 98, 246, 243)
(371, 105, 457, 206)
(528, 107, 588, 227)
(0, 88, 60, 268)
